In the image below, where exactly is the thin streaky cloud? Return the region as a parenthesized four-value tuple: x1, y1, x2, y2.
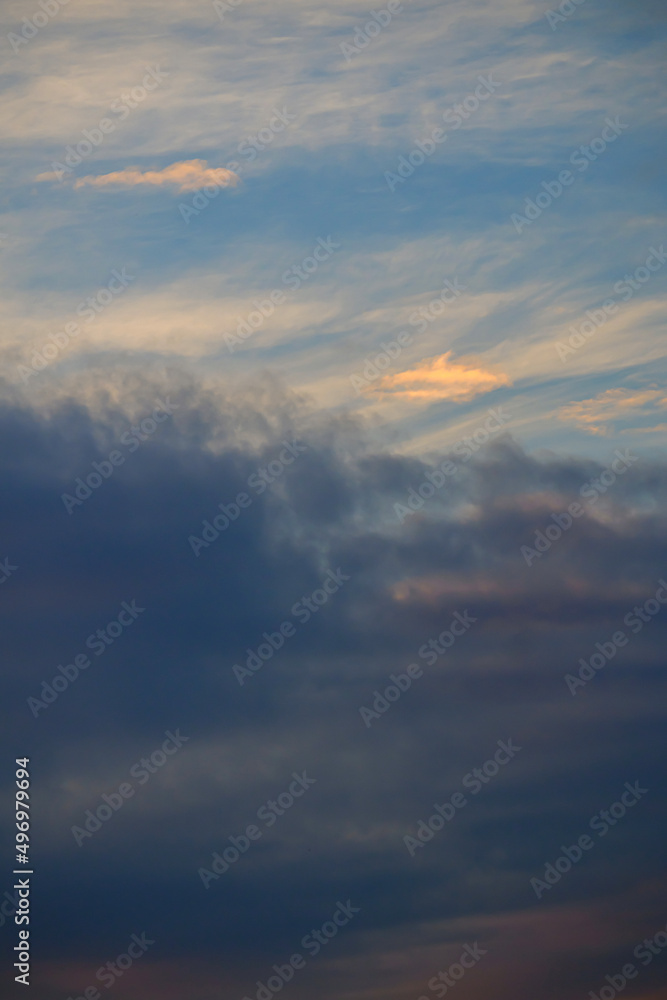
(557, 386, 667, 435)
(35, 160, 240, 193)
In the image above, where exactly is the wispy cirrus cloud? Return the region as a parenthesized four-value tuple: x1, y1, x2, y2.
(36, 160, 240, 193)
(558, 386, 667, 436)
(373, 351, 511, 403)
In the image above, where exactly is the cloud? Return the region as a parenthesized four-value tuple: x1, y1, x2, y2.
(373, 351, 512, 403)
(557, 386, 667, 435)
(37, 160, 239, 192)
(2, 371, 667, 996)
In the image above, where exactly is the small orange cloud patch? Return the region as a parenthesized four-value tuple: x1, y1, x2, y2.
(37, 160, 239, 193)
(373, 352, 511, 403)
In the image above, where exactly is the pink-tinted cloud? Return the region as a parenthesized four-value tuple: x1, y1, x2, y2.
(38, 160, 239, 193)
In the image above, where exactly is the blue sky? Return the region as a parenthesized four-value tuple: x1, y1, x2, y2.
(2, 0, 666, 459)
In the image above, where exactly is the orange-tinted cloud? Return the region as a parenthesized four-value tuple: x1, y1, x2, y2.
(558, 386, 667, 435)
(391, 571, 649, 610)
(373, 351, 511, 402)
(38, 160, 239, 193)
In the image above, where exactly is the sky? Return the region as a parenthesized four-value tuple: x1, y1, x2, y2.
(1, 1, 667, 999)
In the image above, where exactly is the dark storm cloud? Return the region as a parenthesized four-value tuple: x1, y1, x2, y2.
(1, 371, 666, 999)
